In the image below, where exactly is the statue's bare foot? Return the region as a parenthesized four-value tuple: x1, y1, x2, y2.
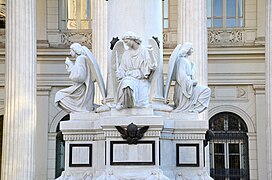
(115, 103, 123, 111)
(95, 104, 111, 113)
(152, 103, 173, 112)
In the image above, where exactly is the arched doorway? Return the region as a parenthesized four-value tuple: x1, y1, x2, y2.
(55, 114, 69, 179)
(209, 112, 249, 180)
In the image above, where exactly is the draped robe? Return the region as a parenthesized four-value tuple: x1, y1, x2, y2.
(55, 55, 94, 112)
(117, 46, 157, 108)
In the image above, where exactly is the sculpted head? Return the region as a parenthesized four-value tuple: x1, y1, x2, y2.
(122, 31, 142, 47)
(179, 42, 193, 57)
(70, 43, 85, 57)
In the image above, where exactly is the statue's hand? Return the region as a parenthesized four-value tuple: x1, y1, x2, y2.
(116, 70, 125, 80)
(65, 57, 73, 72)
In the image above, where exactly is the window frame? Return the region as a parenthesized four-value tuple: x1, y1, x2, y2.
(59, 0, 92, 31)
(207, 0, 244, 29)
(162, 0, 169, 29)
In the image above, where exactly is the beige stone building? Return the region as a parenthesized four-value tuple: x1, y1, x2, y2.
(0, 0, 271, 179)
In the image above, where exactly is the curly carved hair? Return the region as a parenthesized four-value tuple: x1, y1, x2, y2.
(122, 31, 142, 45)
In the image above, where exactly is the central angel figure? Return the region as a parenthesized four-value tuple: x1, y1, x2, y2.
(114, 31, 158, 110)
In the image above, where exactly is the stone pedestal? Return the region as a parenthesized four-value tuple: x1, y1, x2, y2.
(57, 109, 212, 180)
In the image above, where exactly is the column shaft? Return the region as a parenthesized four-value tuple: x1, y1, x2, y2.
(266, 0, 272, 178)
(106, 0, 163, 102)
(178, 0, 208, 86)
(92, 0, 108, 104)
(1, 0, 36, 179)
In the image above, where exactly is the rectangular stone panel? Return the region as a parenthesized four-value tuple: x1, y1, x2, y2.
(176, 144, 199, 167)
(69, 144, 92, 167)
(110, 141, 155, 165)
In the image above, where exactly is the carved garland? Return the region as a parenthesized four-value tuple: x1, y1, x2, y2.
(61, 32, 92, 47)
(208, 30, 243, 44)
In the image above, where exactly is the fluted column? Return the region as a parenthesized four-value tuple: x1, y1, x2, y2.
(177, 0, 208, 122)
(266, 0, 272, 178)
(1, 0, 36, 179)
(177, 0, 207, 86)
(92, 0, 108, 104)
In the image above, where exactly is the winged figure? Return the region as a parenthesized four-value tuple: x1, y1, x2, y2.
(148, 37, 164, 101)
(106, 40, 125, 103)
(164, 42, 211, 113)
(55, 43, 106, 113)
(115, 123, 149, 144)
(107, 31, 158, 110)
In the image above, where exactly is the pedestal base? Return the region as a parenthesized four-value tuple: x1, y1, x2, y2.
(58, 109, 213, 180)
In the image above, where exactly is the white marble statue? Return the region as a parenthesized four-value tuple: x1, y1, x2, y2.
(111, 31, 158, 110)
(55, 43, 106, 113)
(165, 42, 211, 113)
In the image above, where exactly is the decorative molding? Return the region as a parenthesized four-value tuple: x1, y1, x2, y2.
(61, 32, 92, 47)
(209, 85, 248, 101)
(208, 30, 243, 45)
(63, 134, 105, 141)
(172, 133, 205, 140)
(163, 29, 177, 48)
(161, 133, 205, 140)
(104, 130, 161, 138)
(56, 170, 93, 179)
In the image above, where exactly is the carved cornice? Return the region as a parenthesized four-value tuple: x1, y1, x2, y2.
(161, 133, 205, 140)
(63, 134, 105, 141)
(104, 130, 161, 138)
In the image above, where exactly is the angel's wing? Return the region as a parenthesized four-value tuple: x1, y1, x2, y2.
(148, 38, 160, 65)
(82, 46, 106, 104)
(106, 40, 126, 102)
(115, 126, 128, 139)
(148, 38, 164, 100)
(164, 44, 182, 103)
(136, 126, 149, 139)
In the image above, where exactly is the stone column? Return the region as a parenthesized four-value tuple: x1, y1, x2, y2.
(106, 0, 164, 104)
(1, 0, 36, 179)
(177, 0, 207, 86)
(92, 0, 108, 105)
(266, 0, 272, 178)
(177, 0, 208, 121)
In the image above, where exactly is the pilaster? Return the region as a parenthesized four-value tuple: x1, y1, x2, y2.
(266, 0, 272, 178)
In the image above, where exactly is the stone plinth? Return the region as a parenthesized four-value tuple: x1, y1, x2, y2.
(57, 109, 212, 180)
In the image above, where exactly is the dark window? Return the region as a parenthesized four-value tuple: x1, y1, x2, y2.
(55, 114, 70, 179)
(209, 112, 249, 180)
